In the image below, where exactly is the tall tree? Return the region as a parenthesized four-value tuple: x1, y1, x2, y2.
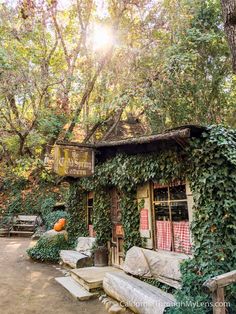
(221, 0, 236, 73)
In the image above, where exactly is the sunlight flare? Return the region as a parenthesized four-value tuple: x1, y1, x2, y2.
(92, 24, 114, 50)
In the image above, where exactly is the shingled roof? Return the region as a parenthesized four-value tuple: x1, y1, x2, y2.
(57, 124, 205, 152)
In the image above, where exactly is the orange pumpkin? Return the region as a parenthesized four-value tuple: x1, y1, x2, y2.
(54, 221, 64, 232)
(58, 218, 66, 227)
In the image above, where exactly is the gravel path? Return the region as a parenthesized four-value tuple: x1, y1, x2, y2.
(0, 237, 106, 314)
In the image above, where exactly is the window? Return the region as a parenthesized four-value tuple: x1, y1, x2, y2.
(87, 197, 93, 225)
(153, 182, 191, 254)
(87, 192, 95, 237)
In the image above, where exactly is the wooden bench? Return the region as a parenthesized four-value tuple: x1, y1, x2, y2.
(203, 270, 236, 314)
(9, 215, 39, 237)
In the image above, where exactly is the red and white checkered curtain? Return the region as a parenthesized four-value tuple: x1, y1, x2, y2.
(173, 221, 191, 254)
(156, 221, 172, 251)
(140, 209, 149, 230)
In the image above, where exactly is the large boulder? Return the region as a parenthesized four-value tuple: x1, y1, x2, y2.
(75, 237, 96, 257)
(122, 247, 189, 288)
(60, 236, 96, 268)
(42, 229, 68, 240)
(144, 249, 185, 281)
(122, 246, 152, 278)
(59, 250, 93, 268)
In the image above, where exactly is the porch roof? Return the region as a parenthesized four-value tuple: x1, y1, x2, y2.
(56, 125, 205, 154)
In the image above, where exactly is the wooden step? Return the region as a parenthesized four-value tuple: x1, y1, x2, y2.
(13, 224, 35, 228)
(55, 276, 96, 301)
(9, 230, 34, 237)
(71, 266, 123, 292)
(0, 228, 8, 237)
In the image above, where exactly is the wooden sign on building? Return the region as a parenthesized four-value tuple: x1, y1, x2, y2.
(54, 145, 94, 177)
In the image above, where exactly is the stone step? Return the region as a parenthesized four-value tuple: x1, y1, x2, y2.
(55, 276, 96, 301)
(71, 266, 123, 292)
(103, 272, 176, 314)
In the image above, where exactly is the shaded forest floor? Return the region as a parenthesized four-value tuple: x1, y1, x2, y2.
(0, 237, 106, 314)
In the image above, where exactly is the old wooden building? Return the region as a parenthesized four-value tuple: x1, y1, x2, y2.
(54, 125, 205, 267)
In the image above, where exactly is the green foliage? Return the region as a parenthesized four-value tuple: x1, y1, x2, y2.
(142, 278, 175, 294)
(145, 0, 233, 130)
(27, 234, 69, 263)
(168, 125, 236, 313)
(38, 196, 57, 216)
(6, 194, 22, 215)
(66, 182, 88, 245)
(79, 148, 186, 253)
(93, 188, 112, 246)
(120, 191, 143, 253)
(2, 176, 28, 195)
(43, 210, 70, 231)
(38, 111, 67, 140)
(81, 125, 236, 313)
(86, 150, 186, 191)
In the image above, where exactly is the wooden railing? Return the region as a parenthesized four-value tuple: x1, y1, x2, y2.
(203, 270, 236, 314)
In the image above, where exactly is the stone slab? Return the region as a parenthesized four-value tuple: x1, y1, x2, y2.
(60, 250, 93, 269)
(71, 266, 123, 291)
(55, 276, 95, 301)
(122, 247, 189, 288)
(103, 272, 176, 314)
(75, 237, 96, 256)
(122, 246, 151, 278)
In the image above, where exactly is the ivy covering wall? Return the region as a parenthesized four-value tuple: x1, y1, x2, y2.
(93, 188, 112, 246)
(169, 126, 236, 313)
(66, 181, 88, 245)
(120, 190, 143, 253)
(65, 125, 236, 313)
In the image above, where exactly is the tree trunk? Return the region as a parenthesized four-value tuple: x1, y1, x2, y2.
(101, 108, 124, 141)
(221, 0, 236, 72)
(63, 51, 113, 141)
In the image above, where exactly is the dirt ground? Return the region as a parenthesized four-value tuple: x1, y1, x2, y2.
(0, 237, 107, 314)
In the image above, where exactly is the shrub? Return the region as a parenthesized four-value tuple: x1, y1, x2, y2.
(43, 210, 70, 230)
(27, 234, 68, 262)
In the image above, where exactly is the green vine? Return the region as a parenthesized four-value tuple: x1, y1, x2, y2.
(66, 181, 88, 245)
(86, 149, 186, 191)
(77, 125, 236, 313)
(93, 188, 112, 246)
(168, 126, 236, 313)
(120, 190, 143, 253)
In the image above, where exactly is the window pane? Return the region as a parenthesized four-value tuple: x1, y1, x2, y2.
(155, 203, 170, 221)
(154, 187, 168, 202)
(170, 201, 189, 221)
(88, 198, 93, 225)
(88, 198, 93, 207)
(170, 184, 186, 200)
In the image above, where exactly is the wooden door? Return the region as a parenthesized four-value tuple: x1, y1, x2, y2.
(110, 189, 124, 267)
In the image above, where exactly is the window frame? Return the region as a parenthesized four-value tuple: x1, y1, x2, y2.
(152, 181, 191, 253)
